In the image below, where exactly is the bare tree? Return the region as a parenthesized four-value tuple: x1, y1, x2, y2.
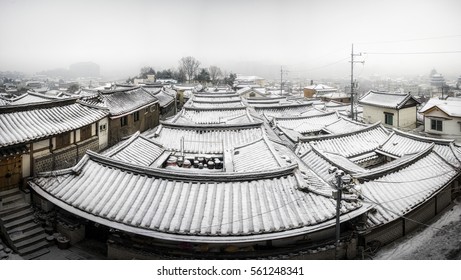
(178, 56, 201, 83)
(209, 65, 222, 85)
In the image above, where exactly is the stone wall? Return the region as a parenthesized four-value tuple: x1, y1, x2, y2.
(34, 137, 99, 174)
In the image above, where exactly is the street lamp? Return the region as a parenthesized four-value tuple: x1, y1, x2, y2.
(329, 167, 352, 259)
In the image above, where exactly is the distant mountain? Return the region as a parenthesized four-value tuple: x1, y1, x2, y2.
(69, 62, 100, 77)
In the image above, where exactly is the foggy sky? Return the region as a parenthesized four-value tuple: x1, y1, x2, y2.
(1, 0, 460, 80)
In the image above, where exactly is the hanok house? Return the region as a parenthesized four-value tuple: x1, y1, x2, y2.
(81, 86, 160, 147)
(0, 98, 108, 258)
(29, 128, 369, 259)
(359, 90, 420, 129)
(296, 124, 461, 252)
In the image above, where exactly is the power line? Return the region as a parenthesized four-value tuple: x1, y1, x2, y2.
(357, 34, 461, 45)
(364, 50, 461, 55)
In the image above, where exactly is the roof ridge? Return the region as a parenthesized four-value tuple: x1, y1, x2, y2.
(392, 129, 454, 145)
(85, 150, 298, 182)
(300, 121, 388, 142)
(357, 143, 435, 180)
(274, 111, 336, 121)
(160, 120, 263, 130)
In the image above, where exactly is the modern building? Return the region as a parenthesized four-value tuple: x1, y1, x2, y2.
(419, 98, 461, 139)
(303, 84, 337, 98)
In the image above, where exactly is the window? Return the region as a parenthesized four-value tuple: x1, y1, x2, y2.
(80, 125, 92, 141)
(55, 132, 71, 150)
(431, 119, 443, 131)
(384, 112, 394, 126)
(133, 111, 140, 122)
(99, 124, 107, 132)
(150, 105, 156, 112)
(120, 116, 128, 127)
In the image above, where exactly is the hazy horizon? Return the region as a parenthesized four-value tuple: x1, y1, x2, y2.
(1, 0, 460, 80)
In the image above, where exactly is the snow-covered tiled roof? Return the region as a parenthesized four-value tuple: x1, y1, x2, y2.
(185, 99, 245, 109)
(192, 95, 242, 103)
(419, 98, 461, 117)
(362, 151, 458, 227)
(274, 112, 339, 134)
(6, 92, 62, 105)
(169, 107, 254, 125)
(299, 123, 391, 158)
(358, 90, 419, 109)
(30, 150, 364, 242)
(97, 87, 158, 116)
(378, 129, 460, 167)
(232, 136, 289, 172)
(253, 103, 314, 119)
(144, 123, 264, 154)
(142, 87, 175, 108)
(103, 132, 166, 167)
(0, 99, 109, 148)
(322, 117, 368, 135)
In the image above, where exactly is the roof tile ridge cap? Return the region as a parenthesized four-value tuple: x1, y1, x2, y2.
(392, 128, 454, 144)
(275, 110, 335, 120)
(337, 115, 367, 126)
(104, 131, 141, 157)
(449, 143, 461, 165)
(87, 149, 298, 181)
(160, 120, 262, 129)
(9, 92, 28, 101)
(76, 99, 110, 111)
(245, 108, 254, 122)
(361, 143, 435, 179)
(377, 130, 396, 149)
(262, 134, 285, 167)
(183, 105, 247, 111)
(430, 147, 460, 170)
(302, 121, 384, 142)
(310, 144, 356, 171)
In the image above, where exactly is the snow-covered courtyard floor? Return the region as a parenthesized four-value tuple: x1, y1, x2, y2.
(374, 200, 461, 260)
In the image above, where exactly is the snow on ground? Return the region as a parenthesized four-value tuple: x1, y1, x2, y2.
(374, 201, 461, 260)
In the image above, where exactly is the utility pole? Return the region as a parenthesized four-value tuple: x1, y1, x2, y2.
(281, 66, 283, 95)
(329, 167, 351, 259)
(280, 66, 288, 95)
(350, 44, 364, 121)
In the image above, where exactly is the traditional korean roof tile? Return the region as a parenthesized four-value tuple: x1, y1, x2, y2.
(358, 90, 419, 109)
(299, 123, 390, 158)
(144, 123, 265, 154)
(96, 87, 158, 116)
(322, 117, 368, 135)
(419, 98, 461, 117)
(185, 100, 245, 109)
(142, 87, 175, 108)
(252, 103, 314, 119)
(6, 92, 62, 105)
(0, 98, 10, 106)
(169, 107, 254, 125)
(30, 150, 364, 242)
(0, 99, 109, 148)
(274, 112, 339, 134)
(232, 136, 290, 172)
(361, 151, 458, 227)
(192, 95, 242, 102)
(103, 132, 166, 167)
(378, 129, 460, 167)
